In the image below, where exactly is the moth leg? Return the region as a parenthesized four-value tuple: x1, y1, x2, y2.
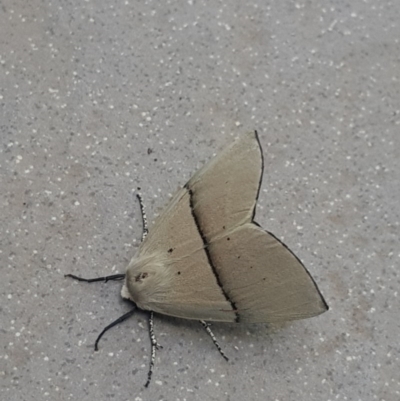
(94, 307, 137, 351)
(200, 321, 229, 361)
(145, 311, 162, 388)
(64, 273, 126, 283)
(136, 192, 148, 241)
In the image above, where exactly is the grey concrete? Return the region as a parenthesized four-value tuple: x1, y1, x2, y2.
(1, 1, 399, 400)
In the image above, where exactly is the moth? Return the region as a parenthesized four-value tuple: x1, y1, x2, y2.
(66, 131, 328, 386)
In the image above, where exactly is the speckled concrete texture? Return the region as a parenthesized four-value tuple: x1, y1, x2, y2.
(1, 1, 399, 400)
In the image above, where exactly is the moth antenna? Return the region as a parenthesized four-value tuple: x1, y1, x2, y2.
(136, 192, 148, 241)
(94, 307, 137, 351)
(200, 320, 229, 361)
(145, 311, 162, 388)
(64, 273, 126, 283)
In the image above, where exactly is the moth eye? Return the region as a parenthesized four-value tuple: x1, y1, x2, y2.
(135, 272, 149, 282)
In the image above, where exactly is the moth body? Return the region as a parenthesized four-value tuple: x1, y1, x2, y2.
(121, 252, 172, 311)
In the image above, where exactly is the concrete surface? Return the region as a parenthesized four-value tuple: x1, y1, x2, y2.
(1, 1, 399, 400)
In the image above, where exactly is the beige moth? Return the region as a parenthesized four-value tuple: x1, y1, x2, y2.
(66, 131, 328, 387)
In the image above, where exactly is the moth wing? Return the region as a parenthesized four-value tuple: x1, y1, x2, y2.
(186, 131, 263, 241)
(131, 131, 327, 322)
(208, 223, 328, 322)
(132, 131, 263, 321)
(136, 188, 237, 321)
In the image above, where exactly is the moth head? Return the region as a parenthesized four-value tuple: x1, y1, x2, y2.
(121, 253, 172, 310)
